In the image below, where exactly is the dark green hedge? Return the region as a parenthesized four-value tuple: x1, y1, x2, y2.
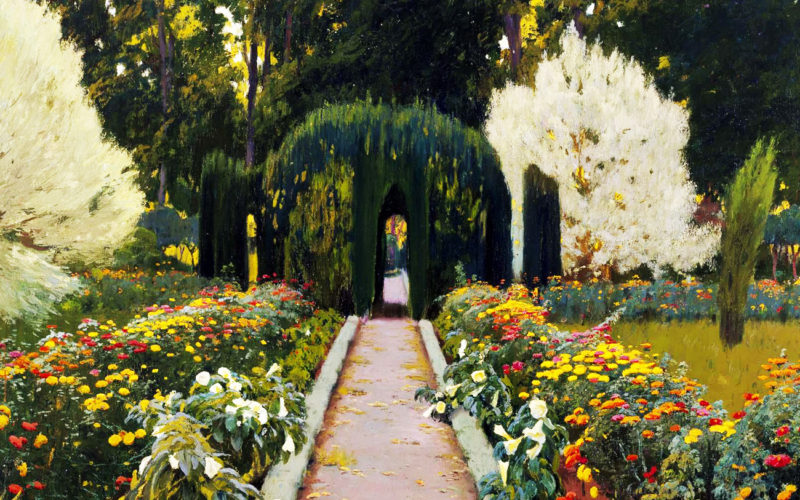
(264, 102, 514, 318)
(199, 152, 266, 287)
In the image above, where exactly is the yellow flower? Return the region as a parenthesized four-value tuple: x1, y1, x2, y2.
(123, 432, 135, 446)
(590, 486, 599, 499)
(17, 462, 27, 477)
(118, 388, 130, 396)
(108, 434, 122, 447)
(150, 344, 161, 352)
(45, 376, 58, 386)
(34, 434, 48, 448)
(0, 415, 8, 430)
(95, 380, 108, 388)
(738, 487, 752, 498)
(77, 385, 91, 394)
(134, 429, 146, 439)
(684, 428, 703, 444)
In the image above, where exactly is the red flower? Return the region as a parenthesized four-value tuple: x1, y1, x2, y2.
(643, 465, 658, 483)
(8, 484, 22, 495)
(626, 454, 638, 462)
(33, 481, 45, 490)
(512, 360, 525, 371)
(21, 422, 38, 432)
(732, 411, 746, 419)
(777, 425, 791, 437)
(490, 345, 500, 352)
(764, 454, 792, 468)
(708, 418, 722, 426)
(9, 435, 25, 450)
(502, 364, 510, 375)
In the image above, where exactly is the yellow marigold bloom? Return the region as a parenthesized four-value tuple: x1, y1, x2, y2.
(17, 462, 27, 477)
(108, 434, 122, 447)
(150, 344, 161, 352)
(118, 388, 130, 396)
(590, 486, 599, 499)
(0, 415, 8, 430)
(134, 429, 146, 439)
(123, 432, 135, 446)
(738, 487, 752, 498)
(33, 434, 48, 448)
(95, 380, 108, 388)
(77, 385, 91, 394)
(45, 376, 58, 385)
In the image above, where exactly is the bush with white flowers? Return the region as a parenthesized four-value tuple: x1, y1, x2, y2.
(128, 364, 305, 498)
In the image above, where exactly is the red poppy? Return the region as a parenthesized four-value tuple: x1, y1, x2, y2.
(708, 418, 722, 426)
(8, 484, 22, 495)
(732, 411, 746, 419)
(9, 435, 26, 450)
(33, 481, 45, 490)
(21, 422, 38, 432)
(764, 454, 792, 468)
(626, 454, 638, 462)
(777, 425, 791, 437)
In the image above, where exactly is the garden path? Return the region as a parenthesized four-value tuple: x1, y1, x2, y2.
(298, 318, 477, 500)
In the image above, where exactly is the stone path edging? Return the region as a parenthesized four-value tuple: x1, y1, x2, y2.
(417, 320, 498, 490)
(261, 316, 360, 500)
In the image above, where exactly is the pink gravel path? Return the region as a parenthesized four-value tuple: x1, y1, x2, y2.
(299, 318, 477, 500)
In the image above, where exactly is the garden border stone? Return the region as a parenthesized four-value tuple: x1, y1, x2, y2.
(418, 319, 497, 490)
(261, 315, 360, 500)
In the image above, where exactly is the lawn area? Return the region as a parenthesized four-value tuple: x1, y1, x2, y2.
(610, 320, 800, 410)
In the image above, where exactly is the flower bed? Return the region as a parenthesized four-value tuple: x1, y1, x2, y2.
(542, 277, 798, 323)
(419, 283, 800, 499)
(0, 282, 342, 498)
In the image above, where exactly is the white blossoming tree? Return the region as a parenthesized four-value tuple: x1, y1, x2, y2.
(0, 0, 143, 320)
(486, 25, 719, 279)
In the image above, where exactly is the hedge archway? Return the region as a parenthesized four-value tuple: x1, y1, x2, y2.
(263, 102, 513, 318)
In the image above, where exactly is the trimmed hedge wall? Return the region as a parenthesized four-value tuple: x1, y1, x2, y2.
(199, 152, 266, 287)
(264, 102, 513, 318)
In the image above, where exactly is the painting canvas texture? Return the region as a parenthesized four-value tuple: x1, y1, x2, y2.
(3, 0, 800, 498)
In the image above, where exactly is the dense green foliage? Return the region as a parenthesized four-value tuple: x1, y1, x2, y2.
(718, 139, 777, 347)
(264, 102, 514, 317)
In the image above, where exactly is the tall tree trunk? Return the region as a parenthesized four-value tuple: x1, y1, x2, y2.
(284, 10, 293, 62)
(245, 39, 258, 168)
(503, 13, 521, 78)
(572, 6, 585, 38)
(156, 0, 171, 206)
(772, 245, 779, 281)
(720, 307, 744, 348)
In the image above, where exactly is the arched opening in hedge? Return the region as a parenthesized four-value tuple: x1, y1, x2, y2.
(262, 102, 513, 318)
(373, 186, 410, 316)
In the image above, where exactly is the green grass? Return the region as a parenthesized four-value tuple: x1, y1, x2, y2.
(607, 320, 800, 410)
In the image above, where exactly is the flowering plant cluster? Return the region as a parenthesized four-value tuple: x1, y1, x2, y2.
(541, 277, 800, 324)
(0, 280, 341, 498)
(424, 282, 800, 499)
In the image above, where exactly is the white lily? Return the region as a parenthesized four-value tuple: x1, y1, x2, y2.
(445, 383, 462, 397)
(498, 460, 509, 486)
(471, 370, 487, 383)
(494, 424, 512, 440)
(168, 454, 180, 470)
(204, 456, 222, 479)
(528, 398, 548, 420)
(522, 419, 546, 444)
(217, 367, 232, 379)
(503, 436, 523, 455)
(282, 434, 295, 454)
(526, 440, 544, 459)
(458, 339, 468, 358)
(209, 383, 224, 394)
(278, 397, 288, 418)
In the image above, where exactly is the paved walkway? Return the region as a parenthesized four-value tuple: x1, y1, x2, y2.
(299, 318, 477, 500)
